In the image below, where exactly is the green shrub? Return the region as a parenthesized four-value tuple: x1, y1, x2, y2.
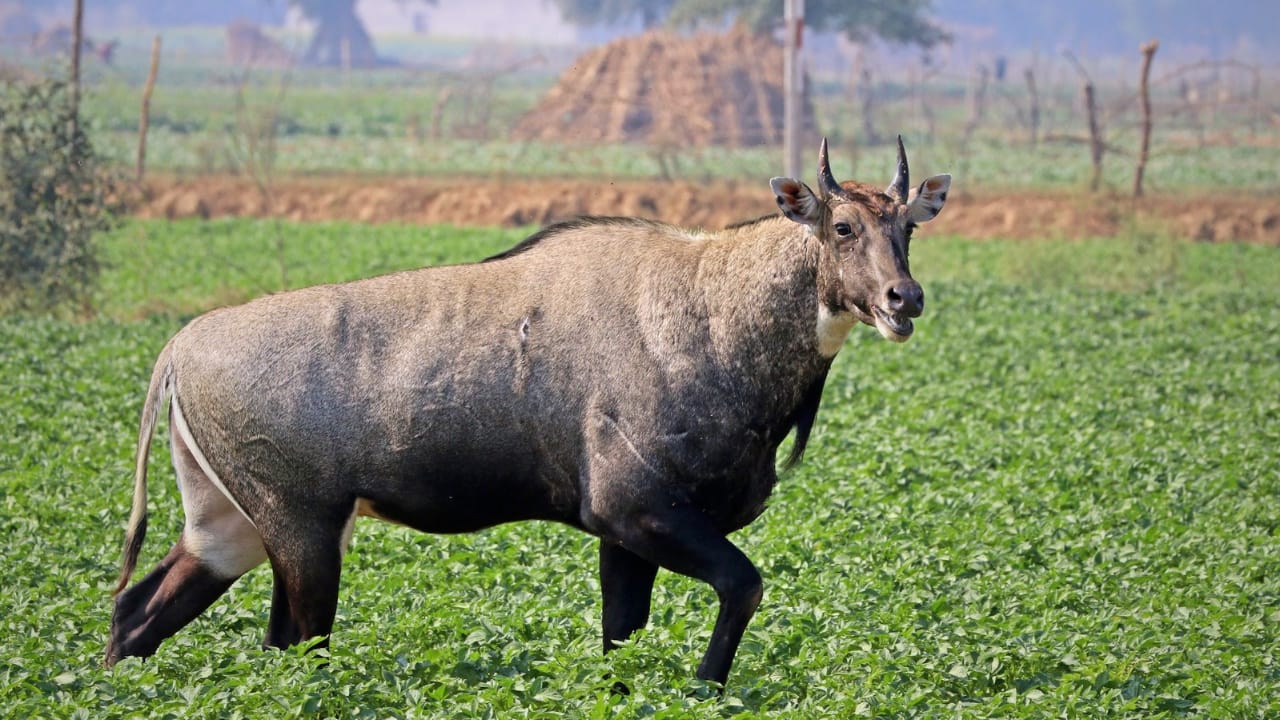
(0, 78, 119, 315)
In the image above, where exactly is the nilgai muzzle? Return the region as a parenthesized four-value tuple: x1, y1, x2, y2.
(106, 138, 951, 687)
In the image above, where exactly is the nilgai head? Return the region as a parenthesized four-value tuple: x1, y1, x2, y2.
(771, 136, 951, 343)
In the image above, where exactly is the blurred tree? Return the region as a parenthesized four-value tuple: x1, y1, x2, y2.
(289, 0, 376, 67)
(1, 78, 119, 315)
(668, 0, 947, 46)
(555, 0, 946, 47)
(933, 0, 1280, 58)
(552, 0, 676, 30)
(287, 0, 435, 68)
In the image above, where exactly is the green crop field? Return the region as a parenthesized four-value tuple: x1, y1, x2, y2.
(2, 219, 1278, 718)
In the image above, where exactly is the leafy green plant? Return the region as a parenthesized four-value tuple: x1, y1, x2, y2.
(0, 78, 119, 315)
(1, 221, 1277, 718)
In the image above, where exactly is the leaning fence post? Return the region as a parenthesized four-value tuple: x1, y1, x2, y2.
(136, 35, 162, 184)
(1083, 81, 1103, 192)
(1024, 67, 1040, 148)
(962, 64, 990, 145)
(1247, 63, 1260, 140)
(1064, 50, 1104, 192)
(1133, 40, 1159, 198)
(858, 67, 879, 145)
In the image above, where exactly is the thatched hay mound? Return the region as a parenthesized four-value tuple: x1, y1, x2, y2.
(513, 27, 814, 147)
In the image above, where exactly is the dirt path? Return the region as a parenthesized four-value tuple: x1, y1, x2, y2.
(131, 174, 1280, 245)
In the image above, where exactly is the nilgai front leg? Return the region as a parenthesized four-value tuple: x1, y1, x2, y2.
(599, 541, 660, 654)
(601, 504, 763, 686)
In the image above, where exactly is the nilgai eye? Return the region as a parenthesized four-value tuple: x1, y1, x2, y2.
(834, 222, 853, 237)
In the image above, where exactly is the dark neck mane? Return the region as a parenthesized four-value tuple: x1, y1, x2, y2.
(484, 216, 667, 262)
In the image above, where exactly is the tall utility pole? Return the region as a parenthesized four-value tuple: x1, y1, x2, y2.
(783, 0, 804, 179)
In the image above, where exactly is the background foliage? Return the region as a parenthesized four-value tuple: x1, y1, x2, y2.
(0, 78, 118, 315)
(665, 0, 947, 46)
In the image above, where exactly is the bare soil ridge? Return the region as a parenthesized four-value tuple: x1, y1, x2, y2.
(132, 175, 1280, 245)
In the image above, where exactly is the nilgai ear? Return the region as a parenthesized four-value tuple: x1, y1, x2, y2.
(906, 174, 951, 224)
(770, 177, 822, 226)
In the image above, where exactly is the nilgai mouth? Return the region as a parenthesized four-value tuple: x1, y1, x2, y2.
(872, 305, 914, 342)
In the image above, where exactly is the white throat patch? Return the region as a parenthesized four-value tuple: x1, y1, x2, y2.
(816, 303, 857, 358)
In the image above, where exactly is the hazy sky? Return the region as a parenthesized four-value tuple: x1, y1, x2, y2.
(7, 0, 1276, 61)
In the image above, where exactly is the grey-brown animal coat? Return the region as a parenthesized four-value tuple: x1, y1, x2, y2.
(106, 139, 951, 687)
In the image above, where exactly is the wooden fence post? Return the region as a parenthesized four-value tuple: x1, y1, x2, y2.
(1248, 65, 1261, 139)
(69, 0, 84, 139)
(1133, 40, 1159, 198)
(1024, 68, 1040, 148)
(1083, 81, 1103, 192)
(859, 67, 879, 145)
(136, 35, 162, 184)
(1064, 50, 1104, 192)
(962, 64, 990, 145)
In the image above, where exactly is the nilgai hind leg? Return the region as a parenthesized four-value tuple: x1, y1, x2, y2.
(105, 417, 266, 665)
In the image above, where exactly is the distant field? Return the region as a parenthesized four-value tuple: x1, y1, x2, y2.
(2, 219, 1277, 718)
(92, 124, 1280, 193)
(81, 77, 1280, 191)
(29, 27, 1272, 193)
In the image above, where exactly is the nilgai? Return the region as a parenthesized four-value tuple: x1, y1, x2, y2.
(107, 138, 951, 687)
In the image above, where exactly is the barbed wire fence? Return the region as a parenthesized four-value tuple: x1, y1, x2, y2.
(4, 24, 1278, 190)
